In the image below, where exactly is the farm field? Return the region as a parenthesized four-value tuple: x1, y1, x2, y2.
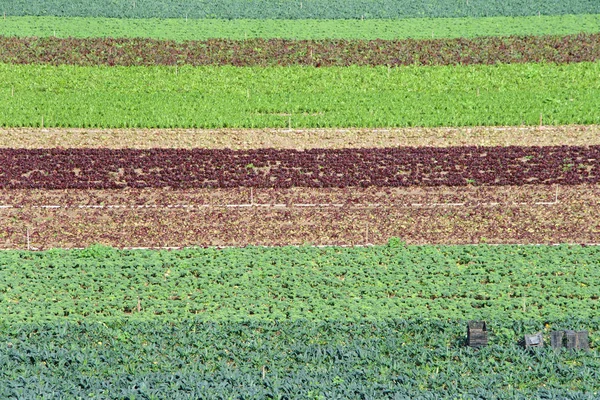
(2, 63, 600, 128)
(2, 186, 600, 248)
(3, 15, 600, 40)
(2, 0, 598, 19)
(1, 0, 600, 398)
(2, 244, 600, 323)
(3, 34, 599, 67)
(1, 245, 600, 397)
(1, 125, 599, 149)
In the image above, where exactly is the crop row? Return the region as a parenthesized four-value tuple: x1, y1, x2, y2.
(2, 244, 600, 322)
(1, 146, 598, 189)
(1, 319, 598, 398)
(2, 34, 599, 67)
(1, 185, 583, 207)
(3, 15, 600, 41)
(2, 0, 598, 19)
(3, 62, 599, 129)
(2, 319, 599, 398)
(3, 200, 598, 248)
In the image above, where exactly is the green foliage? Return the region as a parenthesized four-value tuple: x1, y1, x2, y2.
(1, 0, 598, 19)
(1, 62, 599, 128)
(2, 15, 600, 41)
(2, 245, 599, 396)
(2, 244, 600, 323)
(0, 319, 598, 397)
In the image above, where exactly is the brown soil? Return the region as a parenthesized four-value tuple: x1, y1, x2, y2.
(1, 125, 598, 149)
(1, 185, 597, 207)
(2, 185, 598, 249)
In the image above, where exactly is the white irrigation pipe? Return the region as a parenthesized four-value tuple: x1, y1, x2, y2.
(10, 243, 597, 252)
(0, 200, 561, 210)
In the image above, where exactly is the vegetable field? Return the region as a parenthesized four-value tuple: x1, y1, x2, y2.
(2, 63, 600, 128)
(1, 245, 600, 397)
(3, 15, 600, 40)
(1, 1, 599, 398)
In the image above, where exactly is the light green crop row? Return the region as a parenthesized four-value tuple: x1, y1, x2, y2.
(2, 243, 600, 323)
(1, 62, 598, 128)
(2, 15, 599, 40)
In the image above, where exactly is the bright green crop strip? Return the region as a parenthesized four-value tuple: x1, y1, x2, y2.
(1, 62, 599, 128)
(2, 243, 599, 323)
(2, 15, 600, 40)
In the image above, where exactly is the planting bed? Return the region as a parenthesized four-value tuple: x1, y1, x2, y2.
(2, 186, 599, 248)
(2, 245, 600, 396)
(3, 15, 600, 41)
(2, 34, 599, 67)
(3, 0, 598, 19)
(1, 125, 599, 149)
(2, 62, 599, 128)
(1, 146, 598, 189)
(2, 1, 600, 398)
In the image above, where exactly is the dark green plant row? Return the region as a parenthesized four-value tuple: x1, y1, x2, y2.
(2, 15, 600, 41)
(2, 34, 598, 67)
(1, 319, 598, 398)
(1, 62, 599, 128)
(2, 243, 600, 323)
(1, 0, 598, 19)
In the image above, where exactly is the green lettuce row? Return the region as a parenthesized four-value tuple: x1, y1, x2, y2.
(1, 0, 599, 19)
(2, 244, 600, 323)
(2, 15, 600, 40)
(1, 62, 599, 128)
(1, 319, 598, 398)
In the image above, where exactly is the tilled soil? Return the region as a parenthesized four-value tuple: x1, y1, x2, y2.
(1, 125, 598, 150)
(2, 186, 598, 249)
(1, 185, 596, 206)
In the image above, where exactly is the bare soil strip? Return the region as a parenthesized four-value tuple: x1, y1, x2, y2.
(2, 186, 598, 249)
(2, 185, 597, 207)
(1, 125, 598, 149)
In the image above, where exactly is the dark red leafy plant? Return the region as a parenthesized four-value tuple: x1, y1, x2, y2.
(0, 146, 597, 189)
(0, 33, 598, 67)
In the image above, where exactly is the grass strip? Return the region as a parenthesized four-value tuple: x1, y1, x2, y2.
(2, 15, 599, 40)
(2, 34, 598, 67)
(1, 63, 598, 128)
(1, 0, 598, 19)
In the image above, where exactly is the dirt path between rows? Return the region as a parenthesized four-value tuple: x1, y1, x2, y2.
(1, 125, 598, 149)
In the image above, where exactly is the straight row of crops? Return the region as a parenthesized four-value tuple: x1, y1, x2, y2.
(3, 0, 598, 19)
(1, 245, 599, 397)
(2, 244, 599, 323)
(2, 318, 598, 398)
(4, 198, 599, 248)
(3, 15, 600, 40)
(2, 62, 599, 128)
(1, 146, 598, 189)
(3, 34, 598, 67)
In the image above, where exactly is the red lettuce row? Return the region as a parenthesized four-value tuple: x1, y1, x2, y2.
(1, 34, 598, 67)
(0, 146, 598, 189)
